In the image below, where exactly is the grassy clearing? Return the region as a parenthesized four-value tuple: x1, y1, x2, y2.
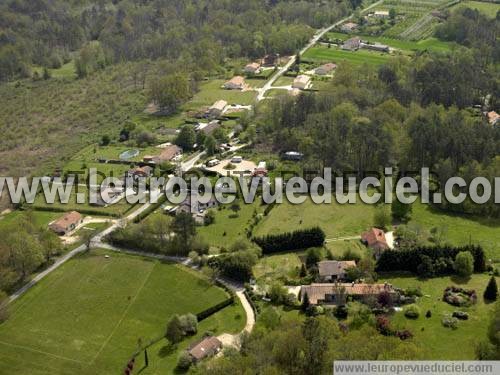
(198, 200, 263, 248)
(0, 210, 60, 230)
(0, 249, 239, 374)
(186, 80, 256, 109)
(302, 46, 392, 66)
(266, 88, 290, 97)
(325, 239, 368, 259)
(33, 61, 77, 80)
(409, 202, 500, 261)
(380, 273, 496, 359)
(273, 76, 295, 86)
(254, 196, 376, 239)
(253, 252, 303, 283)
(450, 1, 500, 17)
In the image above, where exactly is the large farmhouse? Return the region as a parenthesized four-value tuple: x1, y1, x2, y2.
(301, 282, 396, 306)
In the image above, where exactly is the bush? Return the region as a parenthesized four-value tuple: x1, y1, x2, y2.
(442, 315, 459, 329)
(443, 286, 477, 307)
(376, 245, 486, 276)
(483, 276, 498, 301)
(376, 315, 393, 336)
(395, 329, 413, 340)
(454, 251, 474, 277)
(404, 287, 423, 297)
(425, 310, 432, 318)
(177, 351, 193, 370)
(403, 304, 421, 319)
(452, 311, 469, 320)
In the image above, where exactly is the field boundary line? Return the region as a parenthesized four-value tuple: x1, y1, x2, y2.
(0, 339, 84, 364)
(90, 262, 156, 364)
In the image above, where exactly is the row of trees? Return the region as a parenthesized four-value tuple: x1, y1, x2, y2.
(0, 212, 62, 294)
(253, 227, 326, 254)
(107, 212, 206, 256)
(376, 245, 486, 277)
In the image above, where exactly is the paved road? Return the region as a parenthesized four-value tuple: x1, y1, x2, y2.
(256, 0, 383, 101)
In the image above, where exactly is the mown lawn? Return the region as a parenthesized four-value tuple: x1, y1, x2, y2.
(379, 274, 497, 360)
(198, 200, 263, 248)
(186, 80, 256, 109)
(254, 197, 376, 239)
(303, 46, 392, 66)
(0, 249, 238, 374)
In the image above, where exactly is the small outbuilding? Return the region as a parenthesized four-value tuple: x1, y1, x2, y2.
(188, 336, 223, 362)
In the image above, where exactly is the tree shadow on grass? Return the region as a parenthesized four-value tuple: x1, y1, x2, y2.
(450, 275, 472, 285)
(158, 342, 176, 358)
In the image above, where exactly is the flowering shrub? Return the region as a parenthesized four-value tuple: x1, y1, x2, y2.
(443, 286, 477, 307)
(395, 330, 413, 340)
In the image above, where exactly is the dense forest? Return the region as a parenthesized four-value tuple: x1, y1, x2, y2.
(0, 0, 354, 81)
(254, 8, 500, 217)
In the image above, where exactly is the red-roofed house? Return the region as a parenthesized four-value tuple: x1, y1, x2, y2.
(49, 211, 83, 235)
(188, 336, 223, 362)
(361, 227, 389, 258)
(487, 111, 500, 126)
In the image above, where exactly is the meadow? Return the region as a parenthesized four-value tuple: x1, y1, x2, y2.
(450, 1, 500, 17)
(0, 249, 244, 374)
(302, 46, 392, 66)
(254, 196, 376, 239)
(409, 202, 500, 261)
(198, 200, 263, 249)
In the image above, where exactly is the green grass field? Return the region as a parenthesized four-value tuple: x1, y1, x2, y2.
(254, 197, 376, 239)
(0, 210, 60, 230)
(253, 252, 303, 283)
(186, 80, 256, 109)
(410, 202, 500, 261)
(273, 76, 295, 86)
(0, 249, 243, 374)
(30, 185, 134, 217)
(302, 46, 392, 66)
(380, 274, 497, 359)
(450, 1, 500, 17)
(198, 201, 263, 248)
